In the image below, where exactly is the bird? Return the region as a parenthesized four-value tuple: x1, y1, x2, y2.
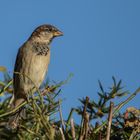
(8, 24, 63, 129)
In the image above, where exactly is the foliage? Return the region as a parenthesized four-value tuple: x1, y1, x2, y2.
(0, 66, 140, 140)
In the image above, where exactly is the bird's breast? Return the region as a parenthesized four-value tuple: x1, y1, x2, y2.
(18, 46, 50, 92)
(27, 51, 50, 86)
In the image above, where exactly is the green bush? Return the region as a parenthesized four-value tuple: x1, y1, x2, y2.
(0, 66, 140, 140)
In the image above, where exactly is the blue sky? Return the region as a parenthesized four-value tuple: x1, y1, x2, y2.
(0, 1, 140, 121)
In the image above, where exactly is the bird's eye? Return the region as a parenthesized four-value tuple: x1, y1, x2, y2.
(46, 28, 52, 32)
(45, 29, 49, 32)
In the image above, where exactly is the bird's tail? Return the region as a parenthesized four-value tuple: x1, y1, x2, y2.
(7, 98, 25, 130)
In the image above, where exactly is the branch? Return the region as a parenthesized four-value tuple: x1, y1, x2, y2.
(106, 102, 114, 140)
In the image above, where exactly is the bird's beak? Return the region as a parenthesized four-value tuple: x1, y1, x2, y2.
(54, 30, 63, 37)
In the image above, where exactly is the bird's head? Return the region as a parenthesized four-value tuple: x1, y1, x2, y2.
(30, 24, 63, 44)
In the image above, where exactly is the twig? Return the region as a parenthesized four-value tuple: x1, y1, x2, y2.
(70, 118, 76, 140)
(0, 80, 13, 94)
(20, 125, 42, 138)
(66, 108, 75, 132)
(93, 87, 140, 134)
(83, 112, 89, 140)
(0, 94, 44, 118)
(0, 100, 27, 118)
(59, 100, 65, 132)
(0, 87, 55, 118)
(79, 96, 89, 140)
(59, 127, 65, 140)
(106, 102, 114, 140)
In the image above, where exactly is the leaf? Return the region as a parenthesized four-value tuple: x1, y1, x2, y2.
(0, 66, 11, 83)
(3, 71, 11, 83)
(98, 97, 103, 106)
(91, 100, 98, 108)
(98, 80, 105, 94)
(112, 76, 117, 87)
(116, 91, 129, 97)
(116, 79, 122, 90)
(0, 66, 6, 72)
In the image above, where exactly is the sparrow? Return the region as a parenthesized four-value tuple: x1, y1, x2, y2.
(8, 24, 63, 129)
